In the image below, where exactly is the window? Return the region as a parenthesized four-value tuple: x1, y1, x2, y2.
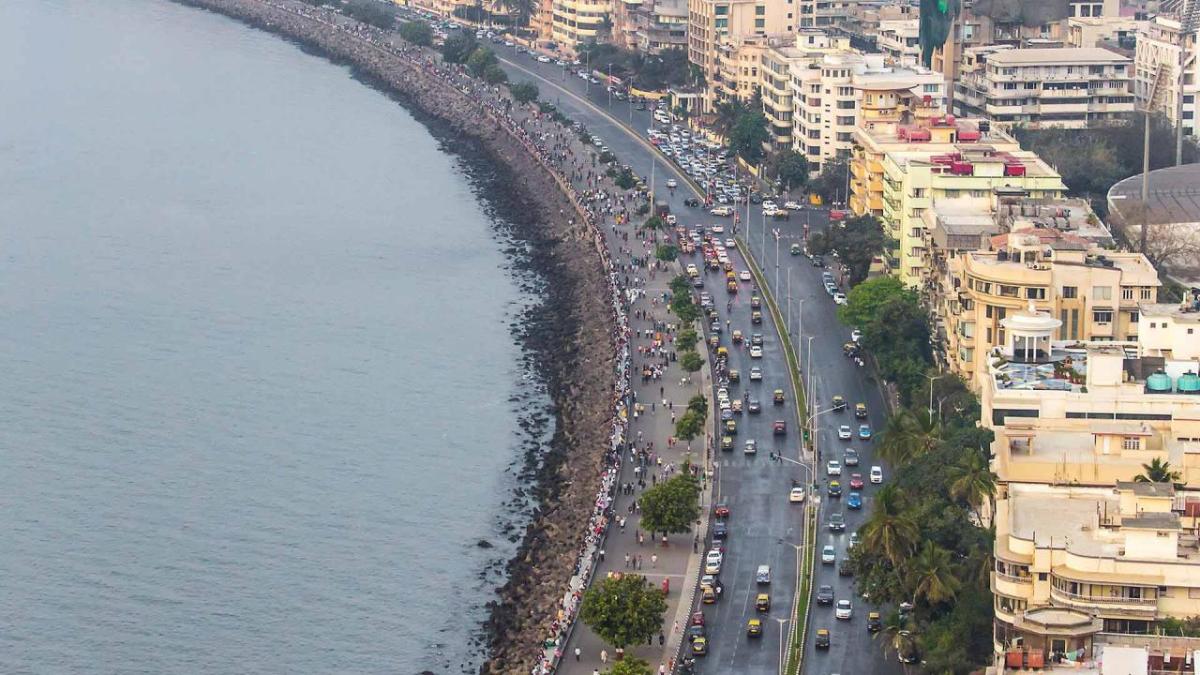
(1140, 287, 1154, 300)
(836, 100, 855, 109)
(714, 4, 728, 14)
(1122, 436, 1142, 450)
(1027, 287, 1046, 300)
(1062, 285, 1078, 299)
(754, 17, 765, 28)
(755, 4, 765, 13)
(1122, 287, 1134, 300)
(999, 285, 1019, 298)
(1094, 310, 1113, 323)
(923, 83, 939, 93)
(1093, 285, 1112, 300)
(1129, 311, 1139, 323)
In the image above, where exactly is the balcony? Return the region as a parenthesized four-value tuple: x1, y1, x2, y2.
(1049, 585, 1158, 617)
(992, 571, 1034, 599)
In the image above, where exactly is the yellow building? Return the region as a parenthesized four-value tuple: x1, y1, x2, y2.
(551, 0, 613, 51)
(880, 144, 1066, 287)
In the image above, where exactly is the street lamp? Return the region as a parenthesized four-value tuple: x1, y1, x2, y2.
(925, 373, 944, 423)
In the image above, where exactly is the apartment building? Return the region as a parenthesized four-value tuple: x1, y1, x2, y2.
(1134, 12, 1199, 139)
(877, 19, 920, 62)
(840, 2, 914, 44)
(791, 53, 946, 172)
(850, 115, 1013, 221)
(550, 0, 613, 50)
(954, 46, 1136, 129)
(612, 0, 690, 52)
(1067, 15, 1144, 50)
(796, 0, 859, 28)
(688, 0, 799, 110)
(880, 144, 1067, 288)
(750, 31, 850, 148)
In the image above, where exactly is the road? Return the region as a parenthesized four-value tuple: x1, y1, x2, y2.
(470, 44, 904, 675)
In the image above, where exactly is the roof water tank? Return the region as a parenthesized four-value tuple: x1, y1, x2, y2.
(1178, 371, 1200, 393)
(1146, 371, 1173, 392)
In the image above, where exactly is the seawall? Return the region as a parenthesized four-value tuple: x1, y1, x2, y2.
(168, 1, 622, 672)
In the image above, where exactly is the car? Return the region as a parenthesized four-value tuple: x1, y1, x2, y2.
(828, 480, 842, 497)
(756, 564, 771, 584)
(755, 593, 771, 612)
(710, 224, 725, 234)
(855, 402, 868, 418)
(844, 448, 859, 466)
(728, 370, 740, 384)
(710, 206, 733, 216)
(725, 238, 736, 248)
(748, 399, 761, 413)
(867, 612, 882, 633)
(691, 636, 708, 656)
(773, 389, 785, 404)
(724, 419, 737, 435)
(713, 519, 729, 539)
(821, 545, 836, 564)
(789, 486, 806, 503)
(687, 623, 707, 642)
(714, 499, 730, 518)
(834, 292, 847, 305)
(784, 200, 803, 210)
(751, 333, 763, 346)
(847, 492, 862, 510)
(815, 628, 831, 649)
(811, 255, 824, 267)
(537, 55, 552, 63)
(691, 611, 706, 627)
(731, 329, 744, 344)
(744, 439, 757, 455)
(666, 178, 677, 188)
(839, 559, 854, 577)
(701, 584, 717, 604)
(838, 425, 852, 440)
(836, 599, 853, 620)
(750, 294, 761, 309)
(849, 473, 864, 489)
(749, 366, 763, 381)
(749, 346, 763, 358)
(739, 270, 751, 281)
(826, 459, 842, 476)
(751, 310, 763, 324)
(870, 465, 884, 484)
(705, 550, 723, 574)
(851, 329, 863, 342)
(849, 531, 860, 548)
(858, 424, 873, 440)
(773, 420, 787, 435)
(700, 573, 718, 589)
(720, 435, 733, 451)
(816, 584, 835, 605)
(832, 395, 846, 411)
(828, 512, 845, 531)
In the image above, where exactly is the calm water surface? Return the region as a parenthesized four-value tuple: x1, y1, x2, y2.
(0, 1, 545, 672)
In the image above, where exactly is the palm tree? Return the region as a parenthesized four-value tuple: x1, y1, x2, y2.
(860, 484, 919, 568)
(877, 410, 940, 467)
(1135, 457, 1182, 484)
(910, 541, 961, 606)
(949, 451, 996, 521)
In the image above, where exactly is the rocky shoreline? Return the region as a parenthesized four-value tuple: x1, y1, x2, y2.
(168, 1, 621, 672)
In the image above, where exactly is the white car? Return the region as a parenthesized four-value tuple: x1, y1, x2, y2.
(744, 439, 758, 455)
(666, 178, 678, 188)
(537, 55, 551, 63)
(749, 366, 763, 381)
(838, 425, 853, 440)
(762, 201, 777, 211)
(789, 487, 806, 503)
(821, 545, 836, 564)
(851, 329, 863, 342)
(784, 201, 802, 210)
(749, 346, 763, 358)
(710, 206, 733, 216)
(725, 238, 736, 248)
(826, 460, 842, 476)
(710, 224, 725, 234)
(870, 465, 884, 484)
(739, 270, 751, 281)
(834, 292, 847, 305)
(705, 550, 723, 574)
(836, 599, 853, 620)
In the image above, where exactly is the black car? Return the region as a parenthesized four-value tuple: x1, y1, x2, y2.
(816, 584, 834, 605)
(748, 399, 761, 414)
(751, 333, 763, 346)
(844, 448, 859, 466)
(713, 520, 729, 540)
(828, 512, 845, 531)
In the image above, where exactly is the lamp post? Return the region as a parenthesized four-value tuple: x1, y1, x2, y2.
(926, 373, 944, 423)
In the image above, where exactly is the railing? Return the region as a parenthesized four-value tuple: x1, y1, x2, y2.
(1050, 585, 1158, 611)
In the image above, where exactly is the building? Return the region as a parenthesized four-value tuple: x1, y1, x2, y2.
(549, 0, 613, 51)
(688, 0, 801, 111)
(612, 0, 690, 52)
(954, 46, 1136, 129)
(1134, 12, 1200, 139)
(879, 144, 1068, 288)
(791, 52, 946, 172)
(850, 115, 1012, 221)
(1107, 163, 1200, 288)
(1067, 15, 1144, 50)
(796, 0, 860, 28)
(753, 31, 851, 148)
(877, 19, 920, 62)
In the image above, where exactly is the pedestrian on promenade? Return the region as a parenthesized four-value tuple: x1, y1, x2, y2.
(575, 647, 581, 661)
(651, 554, 658, 568)
(600, 650, 608, 664)
(599, 549, 605, 562)
(659, 633, 665, 646)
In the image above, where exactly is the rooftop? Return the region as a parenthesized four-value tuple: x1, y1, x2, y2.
(1107, 163, 1200, 227)
(985, 46, 1131, 64)
(1115, 480, 1175, 497)
(1141, 301, 1200, 324)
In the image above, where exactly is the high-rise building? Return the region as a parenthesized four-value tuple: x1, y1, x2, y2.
(1135, 11, 1199, 138)
(688, 0, 801, 110)
(550, 0, 614, 51)
(954, 46, 1136, 129)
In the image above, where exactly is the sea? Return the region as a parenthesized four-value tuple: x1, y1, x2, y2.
(0, 1, 549, 673)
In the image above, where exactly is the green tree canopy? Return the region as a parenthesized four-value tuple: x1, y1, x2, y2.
(509, 81, 539, 104)
(607, 657, 654, 675)
(482, 63, 508, 85)
(441, 30, 478, 64)
(579, 575, 668, 650)
(1135, 457, 1182, 483)
(655, 244, 678, 262)
(643, 215, 665, 230)
(676, 329, 699, 352)
(467, 47, 499, 76)
(687, 393, 708, 417)
(674, 410, 704, 441)
(670, 295, 700, 324)
(837, 276, 915, 329)
(679, 350, 703, 375)
(639, 472, 701, 534)
(767, 149, 809, 192)
(398, 20, 433, 46)
(807, 158, 849, 204)
(812, 215, 885, 285)
(342, 0, 395, 28)
(729, 111, 769, 165)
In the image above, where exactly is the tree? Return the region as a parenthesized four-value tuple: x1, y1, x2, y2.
(670, 295, 700, 324)
(398, 20, 433, 46)
(948, 451, 995, 519)
(669, 275, 692, 296)
(579, 575, 668, 650)
(467, 47, 498, 76)
(910, 541, 961, 606)
(643, 215, 665, 231)
(497, 0, 535, 25)
(482, 63, 508, 85)
(838, 276, 914, 329)
(877, 410, 940, 467)
(817, 214, 885, 285)
(767, 148, 809, 193)
(441, 30, 478, 64)
(639, 472, 701, 535)
(607, 657, 653, 675)
(676, 329, 699, 352)
(509, 81, 539, 104)
(713, 98, 748, 138)
(729, 111, 770, 165)
(655, 244, 678, 262)
(679, 350, 703, 378)
(1135, 457, 1182, 484)
(614, 167, 637, 190)
(808, 158, 850, 205)
(674, 410, 704, 441)
(342, 0, 395, 28)
(687, 394, 708, 417)
(860, 484, 919, 568)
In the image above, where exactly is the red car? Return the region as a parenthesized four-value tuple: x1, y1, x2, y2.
(773, 420, 787, 435)
(691, 611, 706, 627)
(714, 499, 730, 518)
(830, 209, 847, 221)
(849, 473, 864, 490)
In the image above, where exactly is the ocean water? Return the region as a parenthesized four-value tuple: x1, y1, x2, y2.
(0, 1, 546, 672)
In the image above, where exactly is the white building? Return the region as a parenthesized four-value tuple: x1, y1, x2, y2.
(1134, 12, 1199, 139)
(877, 19, 920, 62)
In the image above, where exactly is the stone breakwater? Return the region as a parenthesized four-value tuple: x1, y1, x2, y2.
(169, 1, 632, 672)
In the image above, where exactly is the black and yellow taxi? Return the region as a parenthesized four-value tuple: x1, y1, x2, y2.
(701, 584, 717, 604)
(720, 435, 734, 451)
(755, 593, 771, 612)
(832, 395, 846, 412)
(867, 612, 882, 633)
(728, 368, 740, 382)
(773, 389, 785, 404)
(692, 636, 709, 655)
(725, 419, 737, 435)
(751, 310, 763, 324)
(815, 628, 831, 649)
(855, 402, 868, 418)
(746, 619, 763, 638)
(750, 294, 761, 309)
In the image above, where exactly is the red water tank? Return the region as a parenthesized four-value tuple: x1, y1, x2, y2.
(950, 161, 973, 175)
(958, 129, 981, 142)
(909, 128, 931, 142)
(1004, 163, 1026, 177)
